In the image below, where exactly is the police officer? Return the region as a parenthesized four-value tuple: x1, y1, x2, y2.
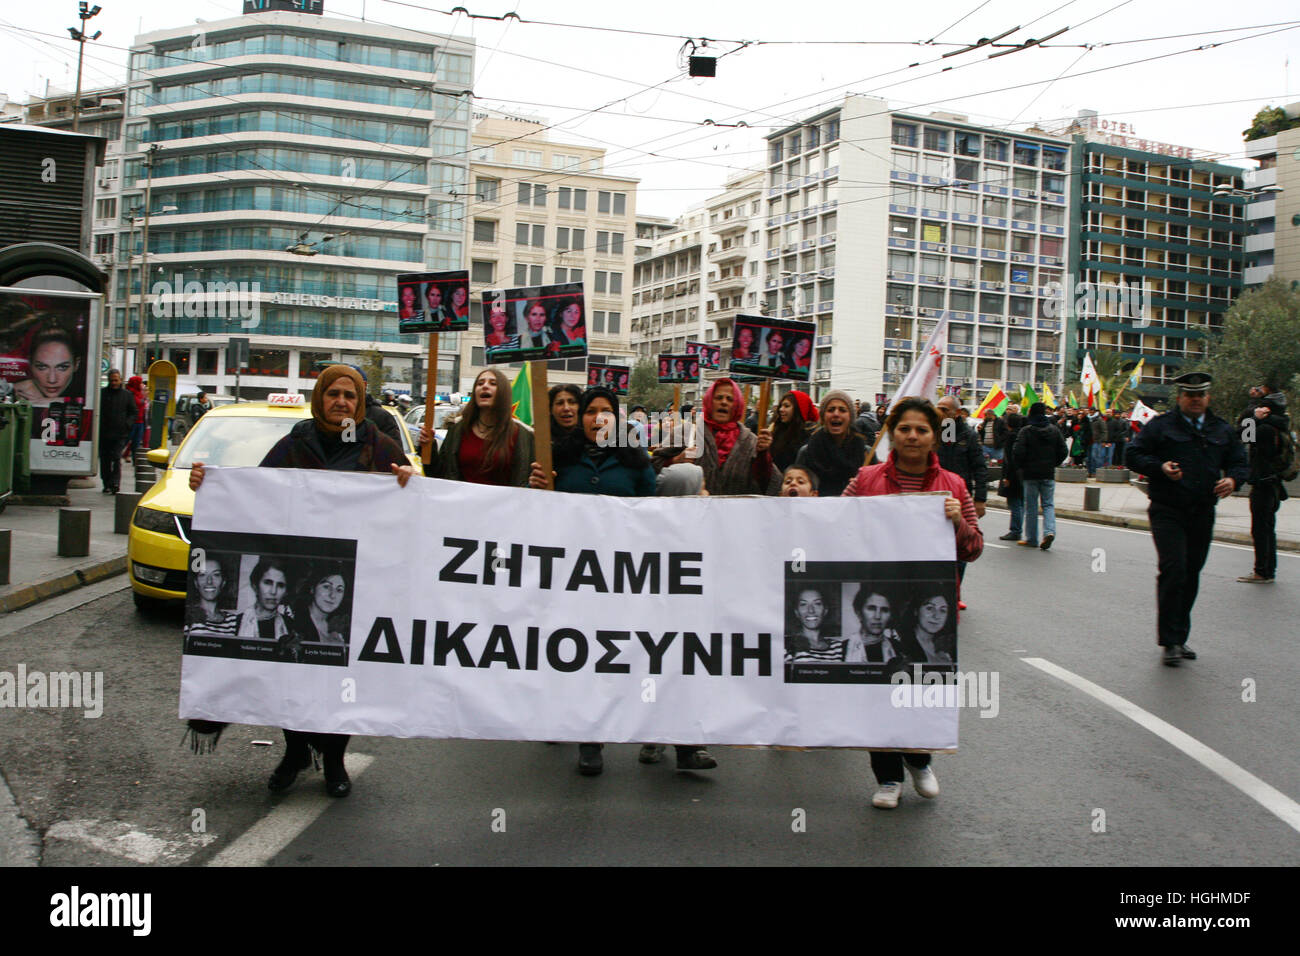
(1126, 372, 1248, 665)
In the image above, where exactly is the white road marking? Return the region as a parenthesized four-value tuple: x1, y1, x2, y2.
(207, 753, 374, 866)
(1021, 657, 1300, 835)
(46, 818, 216, 864)
(984, 542, 1009, 549)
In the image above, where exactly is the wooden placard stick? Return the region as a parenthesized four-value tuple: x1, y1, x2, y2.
(672, 384, 680, 417)
(756, 378, 772, 433)
(530, 360, 553, 490)
(421, 333, 439, 466)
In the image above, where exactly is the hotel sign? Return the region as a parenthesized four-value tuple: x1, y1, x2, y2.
(268, 292, 393, 311)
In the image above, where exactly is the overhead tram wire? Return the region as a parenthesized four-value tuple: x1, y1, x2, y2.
(924, 0, 995, 45)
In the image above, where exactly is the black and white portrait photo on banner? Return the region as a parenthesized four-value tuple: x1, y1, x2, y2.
(0, 288, 98, 475)
(657, 353, 698, 383)
(783, 562, 957, 684)
(396, 270, 471, 334)
(183, 531, 358, 667)
(480, 281, 588, 364)
(728, 315, 816, 382)
(181, 468, 959, 750)
(586, 363, 631, 395)
(684, 341, 720, 370)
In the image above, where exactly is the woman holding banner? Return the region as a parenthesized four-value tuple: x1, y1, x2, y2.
(841, 396, 983, 810)
(795, 390, 869, 498)
(698, 378, 777, 496)
(528, 388, 673, 774)
(435, 369, 535, 487)
(186, 365, 414, 797)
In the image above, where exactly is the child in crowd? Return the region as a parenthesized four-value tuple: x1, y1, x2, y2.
(781, 465, 820, 497)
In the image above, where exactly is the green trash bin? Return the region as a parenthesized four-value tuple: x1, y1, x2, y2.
(0, 404, 16, 509)
(10, 401, 32, 495)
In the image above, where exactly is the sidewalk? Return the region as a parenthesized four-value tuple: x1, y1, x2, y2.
(983, 475, 1300, 551)
(0, 455, 150, 612)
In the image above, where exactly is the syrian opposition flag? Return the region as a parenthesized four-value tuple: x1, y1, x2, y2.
(877, 313, 950, 458)
(1080, 352, 1101, 406)
(1130, 399, 1157, 431)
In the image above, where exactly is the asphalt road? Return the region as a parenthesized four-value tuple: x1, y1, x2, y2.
(1, 516, 1297, 866)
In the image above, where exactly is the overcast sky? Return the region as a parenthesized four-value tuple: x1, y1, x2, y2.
(2, 0, 1297, 216)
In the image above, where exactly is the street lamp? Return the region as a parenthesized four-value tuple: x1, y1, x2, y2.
(68, 2, 103, 133)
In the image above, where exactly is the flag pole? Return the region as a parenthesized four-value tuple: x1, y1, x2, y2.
(530, 361, 553, 490)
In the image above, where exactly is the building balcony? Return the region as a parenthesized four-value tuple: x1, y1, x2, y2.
(711, 274, 747, 294)
(708, 244, 747, 265)
(715, 218, 748, 236)
(1243, 233, 1274, 254)
(1245, 200, 1276, 221)
(1244, 264, 1274, 285)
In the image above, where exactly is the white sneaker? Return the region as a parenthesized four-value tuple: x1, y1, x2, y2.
(908, 763, 940, 798)
(871, 782, 902, 809)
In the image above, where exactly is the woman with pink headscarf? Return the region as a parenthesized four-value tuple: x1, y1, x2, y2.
(697, 378, 777, 495)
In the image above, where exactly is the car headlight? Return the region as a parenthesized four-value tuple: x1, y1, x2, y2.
(132, 506, 180, 536)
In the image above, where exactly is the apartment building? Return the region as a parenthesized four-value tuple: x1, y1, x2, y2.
(108, 8, 473, 395)
(460, 112, 638, 389)
(1066, 111, 1246, 392)
(1241, 117, 1300, 288)
(763, 95, 1073, 405)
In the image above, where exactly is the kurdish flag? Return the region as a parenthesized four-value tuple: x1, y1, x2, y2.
(511, 364, 533, 425)
(1068, 390, 1079, 408)
(1020, 383, 1040, 413)
(974, 384, 1010, 418)
(1125, 358, 1145, 391)
(1041, 383, 1058, 409)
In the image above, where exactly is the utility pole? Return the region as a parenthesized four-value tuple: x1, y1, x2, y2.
(68, 3, 103, 133)
(123, 209, 138, 375)
(135, 143, 159, 371)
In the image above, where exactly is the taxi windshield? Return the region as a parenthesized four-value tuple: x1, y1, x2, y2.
(173, 415, 299, 469)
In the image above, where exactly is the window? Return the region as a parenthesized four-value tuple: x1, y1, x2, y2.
(1040, 237, 1064, 258)
(475, 178, 499, 202)
(920, 255, 945, 278)
(979, 326, 1001, 346)
(892, 150, 917, 172)
(952, 224, 978, 246)
(888, 250, 915, 273)
(597, 191, 626, 215)
(513, 264, 544, 285)
(919, 287, 945, 310)
(891, 122, 918, 147)
(953, 192, 979, 216)
(888, 284, 913, 306)
(954, 159, 979, 183)
(609, 272, 622, 294)
(951, 258, 976, 281)
(95, 198, 116, 219)
(517, 182, 546, 206)
(923, 127, 949, 152)
(922, 188, 948, 211)
(951, 291, 975, 313)
(197, 348, 218, 375)
(606, 311, 620, 334)
(1012, 201, 1037, 222)
(557, 186, 588, 211)
(950, 323, 973, 344)
(473, 219, 496, 242)
(512, 148, 542, 166)
(955, 131, 981, 156)
(979, 292, 1004, 314)
(556, 226, 570, 250)
(1011, 233, 1035, 255)
(555, 267, 580, 283)
(471, 260, 495, 283)
(1008, 329, 1033, 350)
(551, 153, 580, 169)
(891, 184, 917, 206)
(596, 231, 625, 255)
(515, 222, 544, 247)
(983, 229, 1006, 251)
(984, 138, 1008, 163)
(983, 197, 1007, 218)
(94, 234, 114, 255)
(595, 271, 607, 293)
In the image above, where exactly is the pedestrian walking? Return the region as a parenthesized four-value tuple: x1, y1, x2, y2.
(1009, 403, 1068, 549)
(98, 369, 136, 494)
(842, 397, 983, 808)
(186, 365, 415, 795)
(1125, 372, 1249, 665)
(998, 411, 1026, 541)
(1236, 382, 1291, 584)
(124, 374, 147, 459)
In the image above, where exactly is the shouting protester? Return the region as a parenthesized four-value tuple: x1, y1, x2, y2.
(842, 397, 983, 809)
(697, 377, 776, 495)
(434, 368, 534, 487)
(795, 389, 869, 498)
(187, 365, 414, 797)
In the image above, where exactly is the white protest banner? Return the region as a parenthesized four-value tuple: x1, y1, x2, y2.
(180, 470, 960, 750)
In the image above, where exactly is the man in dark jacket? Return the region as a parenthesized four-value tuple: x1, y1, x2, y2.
(98, 369, 136, 494)
(1106, 409, 1128, 471)
(998, 411, 1027, 540)
(936, 396, 987, 516)
(1010, 403, 1068, 550)
(1236, 383, 1291, 583)
(1126, 372, 1249, 665)
(977, 410, 1010, 462)
(852, 406, 880, 446)
(1086, 409, 1109, 475)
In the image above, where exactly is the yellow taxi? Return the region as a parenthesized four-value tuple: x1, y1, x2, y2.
(128, 394, 424, 612)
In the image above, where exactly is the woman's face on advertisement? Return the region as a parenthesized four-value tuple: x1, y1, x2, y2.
(313, 574, 346, 615)
(426, 285, 442, 308)
(257, 568, 287, 612)
(737, 327, 753, 349)
(552, 390, 580, 428)
(583, 396, 615, 443)
(29, 341, 77, 398)
(796, 590, 826, 631)
(489, 308, 508, 332)
(197, 567, 223, 602)
(860, 592, 891, 638)
(918, 595, 949, 635)
(400, 286, 416, 309)
(562, 303, 581, 328)
(452, 287, 468, 308)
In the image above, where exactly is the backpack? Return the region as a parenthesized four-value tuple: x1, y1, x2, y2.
(1277, 429, 1299, 482)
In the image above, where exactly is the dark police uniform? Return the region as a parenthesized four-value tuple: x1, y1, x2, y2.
(1126, 378, 1247, 658)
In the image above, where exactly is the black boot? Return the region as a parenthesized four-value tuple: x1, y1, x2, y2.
(577, 743, 603, 776)
(320, 733, 351, 797)
(268, 732, 313, 792)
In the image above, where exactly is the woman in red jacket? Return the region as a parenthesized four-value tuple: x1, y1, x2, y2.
(842, 396, 983, 810)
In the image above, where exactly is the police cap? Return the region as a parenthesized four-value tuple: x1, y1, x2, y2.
(1172, 371, 1212, 394)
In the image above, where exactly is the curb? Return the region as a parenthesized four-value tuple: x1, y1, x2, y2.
(0, 556, 128, 613)
(983, 502, 1300, 553)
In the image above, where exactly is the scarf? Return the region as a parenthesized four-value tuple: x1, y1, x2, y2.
(703, 378, 745, 465)
(802, 426, 868, 496)
(311, 365, 368, 435)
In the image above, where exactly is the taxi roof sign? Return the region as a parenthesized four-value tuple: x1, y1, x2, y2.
(266, 393, 306, 406)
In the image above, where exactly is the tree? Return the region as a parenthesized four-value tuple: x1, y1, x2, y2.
(628, 358, 673, 409)
(1243, 105, 1300, 142)
(1196, 277, 1300, 420)
(356, 347, 385, 398)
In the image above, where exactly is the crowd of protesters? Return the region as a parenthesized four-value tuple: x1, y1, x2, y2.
(183, 365, 1290, 810)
